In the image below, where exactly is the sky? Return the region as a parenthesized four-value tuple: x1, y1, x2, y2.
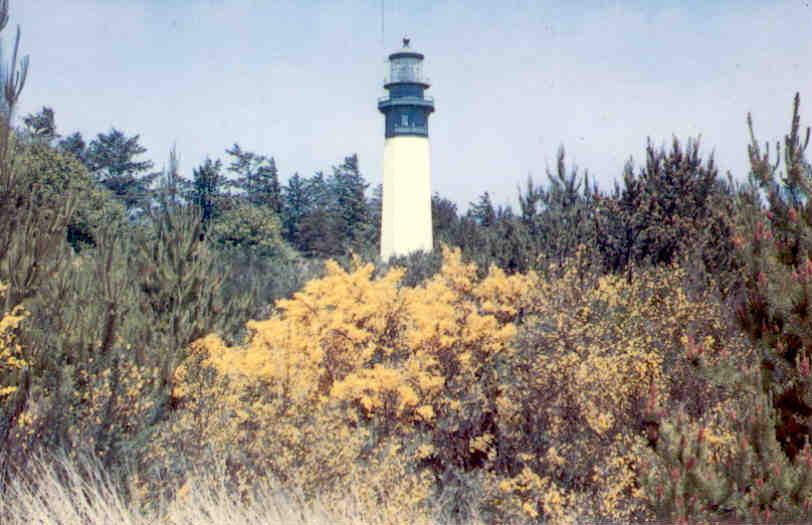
(11, 0, 812, 210)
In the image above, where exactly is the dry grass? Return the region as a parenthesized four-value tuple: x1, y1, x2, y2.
(0, 457, 426, 525)
(4, 458, 782, 525)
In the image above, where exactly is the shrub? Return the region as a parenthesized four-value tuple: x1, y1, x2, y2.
(156, 246, 534, 519)
(492, 253, 754, 523)
(734, 93, 812, 459)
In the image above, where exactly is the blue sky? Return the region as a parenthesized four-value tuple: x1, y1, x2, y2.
(12, 0, 812, 209)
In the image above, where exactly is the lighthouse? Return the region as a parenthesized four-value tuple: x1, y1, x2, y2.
(378, 37, 435, 260)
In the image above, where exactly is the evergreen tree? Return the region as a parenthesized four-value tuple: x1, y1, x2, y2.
(22, 106, 57, 144)
(225, 143, 282, 214)
(136, 195, 234, 427)
(85, 128, 157, 211)
(297, 171, 336, 257)
(364, 183, 383, 255)
(191, 157, 226, 227)
(736, 93, 812, 459)
(595, 138, 731, 281)
(637, 138, 720, 266)
(535, 147, 598, 268)
(282, 172, 308, 248)
(595, 162, 646, 280)
(467, 191, 496, 227)
(57, 131, 88, 165)
(157, 147, 190, 208)
(329, 154, 369, 249)
(484, 205, 533, 273)
(432, 193, 460, 246)
(517, 174, 543, 228)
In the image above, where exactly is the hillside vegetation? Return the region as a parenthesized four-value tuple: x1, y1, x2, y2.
(3, 3, 812, 523)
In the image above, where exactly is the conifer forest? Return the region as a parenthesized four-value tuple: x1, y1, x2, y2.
(3, 2, 812, 524)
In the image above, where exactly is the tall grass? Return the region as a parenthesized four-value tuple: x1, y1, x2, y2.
(0, 457, 433, 525)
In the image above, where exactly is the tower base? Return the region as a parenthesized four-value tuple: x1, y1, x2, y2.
(380, 136, 433, 260)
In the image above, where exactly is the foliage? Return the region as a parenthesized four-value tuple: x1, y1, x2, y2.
(22, 106, 57, 145)
(0, 283, 26, 400)
(15, 142, 124, 249)
(377, 249, 443, 287)
(644, 379, 812, 524)
(327, 154, 371, 255)
(57, 132, 87, 165)
(595, 137, 737, 284)
(491, 255, 753, 523)
(282, 164, 372, 258)
(84, 128, 157, 211)
(210, 200, 289, 257)
(523, 148, 598, 271)
(156, 245, 753, 523)
(282, 172, 309, 247)
(225, 143, 283, 213)
(191, 157, 227, 226)
(135, 198, 237, 411)
(157, 247, 530, 517)
(435, 148, 599, 276)
(0, 202, 243, 478)
(734, 92, 812, 461)
(431, 193, 459, 247)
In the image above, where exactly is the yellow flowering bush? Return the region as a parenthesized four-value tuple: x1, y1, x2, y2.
(0, 283, 27, 399)
(158, 247, 535, 518)
(157, 247, 754, 523)
(489, 258, 754, 523)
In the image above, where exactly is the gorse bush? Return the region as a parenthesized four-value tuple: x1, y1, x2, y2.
(156, 247, 530, 518)
(488, 256, 755, 523)
(151, 246, 759, 523)
(0, 283, 26, 400)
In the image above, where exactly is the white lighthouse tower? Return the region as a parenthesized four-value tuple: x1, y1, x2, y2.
(378, 37, 435, 260)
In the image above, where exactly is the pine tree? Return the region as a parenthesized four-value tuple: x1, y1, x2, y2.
(85, 128, 157, 211)
(364, 183, 383, 255)
(297, 171, 336, 257)
(191, 157, 226, 227)
(538, 147, 597, 268)
(329, 154, 369, 249)
(644, 373, 812, 524)
(0, 4, 70, 312)
(57, 131, 88, 165)
(595, 161, 646, 280)
(595, 138, 732, 282)
(225, 143, 282, 214)
(0, 0, 79, 460)
(517, 174, 543, 231)
(432, 193, 460, 247)
(637, 138, 720, 266)
(22, 106, 57, 145)
(468, 191, 496, 227)
(736, 92, 812, 459)
(136, 191, 240, 428)
(282, 172, 308, 248)
(157, 146, 190, 208)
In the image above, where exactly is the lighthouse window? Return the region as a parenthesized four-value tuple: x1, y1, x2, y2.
(401, 114, 409, 126)
(390, 57, 421, 82)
